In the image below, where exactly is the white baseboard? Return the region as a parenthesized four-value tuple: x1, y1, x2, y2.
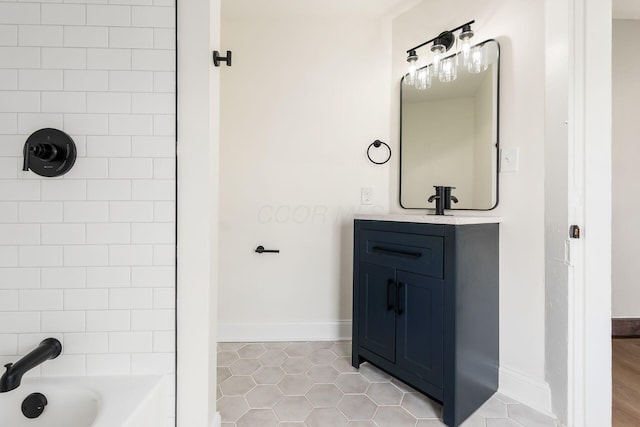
(499, 365, 553, 416)
(217, 321, 352, 342)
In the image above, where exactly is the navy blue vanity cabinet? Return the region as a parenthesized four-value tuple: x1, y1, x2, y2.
(395, 270, 444, 388)
(358, 262, 397, 363)
(352, 219, 499, 427)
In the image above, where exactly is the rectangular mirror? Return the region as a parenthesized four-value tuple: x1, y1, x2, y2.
(400, 39, 500, 210)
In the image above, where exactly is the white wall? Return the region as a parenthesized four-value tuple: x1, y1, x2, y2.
(391, 0, 550, 412)
(612, 19, 640, 318)
(544, 0, 570, 422)
(0, 1, 175, 425)
(217, 6, 392, 340)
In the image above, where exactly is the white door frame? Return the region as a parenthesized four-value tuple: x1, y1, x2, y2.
(567, 0, 612, 426)
(176, 0, 221, 425)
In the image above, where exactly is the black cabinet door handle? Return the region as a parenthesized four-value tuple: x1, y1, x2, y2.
(387, 279, 395, 311)
(396, 282, 404, 315)
(371, 246, 421, 259)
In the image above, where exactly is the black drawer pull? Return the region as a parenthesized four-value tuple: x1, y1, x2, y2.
(371, 246, 422, 259)
(387, 279, 395, 311)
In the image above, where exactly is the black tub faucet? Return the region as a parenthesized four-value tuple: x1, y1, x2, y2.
(0, 338, 62, 393)
(428, 186, 458, 215)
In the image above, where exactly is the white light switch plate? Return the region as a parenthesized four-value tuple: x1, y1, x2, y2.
(361, 187, 373, 205)
(500, 147, 520, 172)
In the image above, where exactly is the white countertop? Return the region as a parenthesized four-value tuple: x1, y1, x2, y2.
(354, 213, 502, 225)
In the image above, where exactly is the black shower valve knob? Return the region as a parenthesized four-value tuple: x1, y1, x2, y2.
(22, 128, 77, 178)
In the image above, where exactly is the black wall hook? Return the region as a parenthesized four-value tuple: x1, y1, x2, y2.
(213, 50, 232, 67)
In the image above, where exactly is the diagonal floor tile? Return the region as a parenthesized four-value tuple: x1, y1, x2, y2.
(217, 396, 249, 422)
(337, 394, 377, 420)
(273, 395, 313, 422)
(245, 384, 283, 408)
(335, 373, 369, 393)
(305, 407, 348, 427)
(366, 382, 403, 405)
(236, 409, 279, 427)
(277, 374, 314, 395)
(402, 392, 441, 418)
(253, 366, 286, 385)
(374, 406, 418, 427)
(306, 384, 344, 408)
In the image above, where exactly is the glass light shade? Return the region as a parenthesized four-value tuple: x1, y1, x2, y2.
(408, 61, 417, 77)
(461, 38, 471, 65)
(414, 67, 431, 90)
(439, 57, 457, 82)
(459, 25, 474, 66)
(404, 61, 416, 86)
(404, 73, 414, 86)
(430, 43, 445, 74)
(432, 52, 442, 74)
(405, 51, 418, 85)
(468, 45, 488, 73)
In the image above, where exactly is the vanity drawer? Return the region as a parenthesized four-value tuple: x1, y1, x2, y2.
(358, 230, 443, 279)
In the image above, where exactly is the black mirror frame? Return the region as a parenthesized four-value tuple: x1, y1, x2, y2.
(399, 38, 500, 211)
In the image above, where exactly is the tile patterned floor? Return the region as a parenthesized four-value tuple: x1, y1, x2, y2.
(217, 341, 558, 427)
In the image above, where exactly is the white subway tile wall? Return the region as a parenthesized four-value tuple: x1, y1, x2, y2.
(0, 0, 175, 425)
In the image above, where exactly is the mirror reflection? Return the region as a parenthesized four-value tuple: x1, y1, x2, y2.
(400, 40, 500, 210)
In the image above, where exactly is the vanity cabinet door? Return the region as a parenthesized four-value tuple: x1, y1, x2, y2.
(395, 270, 444, 388)
(358, 262, 396, 363)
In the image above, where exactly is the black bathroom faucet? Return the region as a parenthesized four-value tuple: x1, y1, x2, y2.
(428, 186, 458, 215)
(0, 338, 62, 393)
(443, 186, 459, 210)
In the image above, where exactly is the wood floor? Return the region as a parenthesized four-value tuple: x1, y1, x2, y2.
(613, 338, 640, 426)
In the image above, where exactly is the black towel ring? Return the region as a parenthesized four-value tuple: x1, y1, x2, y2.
(367, 140, 391, 165)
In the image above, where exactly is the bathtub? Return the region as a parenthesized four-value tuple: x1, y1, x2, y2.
(0, 376, 165, 427)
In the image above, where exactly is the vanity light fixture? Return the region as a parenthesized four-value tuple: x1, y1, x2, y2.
(403, 20, 478, 89)
(430, 32, 453, 74)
